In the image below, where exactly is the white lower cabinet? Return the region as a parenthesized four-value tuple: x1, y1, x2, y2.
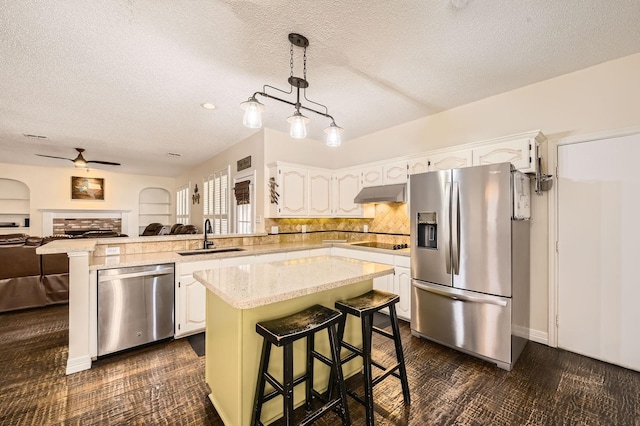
(393, 255, 411, 321)
(176, 259, 219, 338)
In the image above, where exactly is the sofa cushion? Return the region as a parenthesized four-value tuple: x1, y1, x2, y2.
(0, 233, 27, 245)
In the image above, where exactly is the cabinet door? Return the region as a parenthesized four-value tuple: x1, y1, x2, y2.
(383, 161, 408, 184)
(361, 166, 383, 188)
(278, 166, 308, 217)
(308, 170, 332, 217)
(176, 274, 207, 337)
(394, 266, 412, 321)
(332, 171, 362, 217)
(472, 138, 534, 172)
(428, 149, 473, 171)
(408, 156, 430, 175)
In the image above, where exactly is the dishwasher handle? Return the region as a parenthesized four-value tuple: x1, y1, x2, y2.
(98, 266, 175, 282)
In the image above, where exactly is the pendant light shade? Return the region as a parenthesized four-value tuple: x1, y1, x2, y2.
(287, 110, 310, 139)
(240, 33, 344, 146)
(240, 96, 265, 129)
(324, 121, 343, 147)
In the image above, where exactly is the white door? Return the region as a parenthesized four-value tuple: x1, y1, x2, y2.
(557, 133, 640, 371)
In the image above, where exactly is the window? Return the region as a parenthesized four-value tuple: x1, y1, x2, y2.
(176, 184, 190, 225)
(234, 173, 254, 234)
(204, 166, 229, 234)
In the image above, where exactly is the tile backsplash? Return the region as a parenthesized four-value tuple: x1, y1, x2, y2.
(265, 203, 409, 236)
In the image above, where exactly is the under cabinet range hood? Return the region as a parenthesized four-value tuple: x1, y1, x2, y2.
(353, 183, 407, 204)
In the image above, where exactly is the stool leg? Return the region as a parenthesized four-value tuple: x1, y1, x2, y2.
(305, 334, 314, 411)
(328, 323, 351, 426)
(361, 313, 375, 426)
(389, 304, 411, 405)
(282, 343, 295, 426)
(251, 339, 272, 426)
(327, 313, 347, 402)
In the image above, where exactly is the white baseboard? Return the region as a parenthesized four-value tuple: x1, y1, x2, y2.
(66, 355, 92, 375)
(513, 325, 548, 346)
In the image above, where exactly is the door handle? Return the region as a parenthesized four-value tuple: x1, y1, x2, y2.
(412, 281, 508, 307)
(444, 182, 451, 274)
(452, 182, 460, 275)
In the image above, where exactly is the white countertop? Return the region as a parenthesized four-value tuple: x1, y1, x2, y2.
(36, 239, 97, 254)
(193, 255, 394, 309)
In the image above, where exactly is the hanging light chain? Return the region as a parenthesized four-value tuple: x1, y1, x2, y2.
(290, 43, 294, 80)
(303, 46, 307, 81)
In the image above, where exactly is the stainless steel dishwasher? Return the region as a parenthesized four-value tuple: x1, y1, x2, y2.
(97, 263, 175, 356)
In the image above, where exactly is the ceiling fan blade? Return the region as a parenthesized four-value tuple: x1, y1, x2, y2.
(86, 160, 121, 166)
(36, 154, 74, 162)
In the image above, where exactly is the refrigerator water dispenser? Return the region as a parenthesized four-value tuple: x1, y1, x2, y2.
(417, 212, 437, 249)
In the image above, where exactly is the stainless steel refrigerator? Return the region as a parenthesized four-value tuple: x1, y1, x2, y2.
(410, 162, 530, 370)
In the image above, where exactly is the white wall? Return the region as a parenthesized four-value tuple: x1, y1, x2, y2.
(175, 129, 265, 233)
(0, 163, 175, 236)
(317, 52, 640, 342)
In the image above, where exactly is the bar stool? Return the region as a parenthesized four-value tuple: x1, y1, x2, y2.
(334, 290, 410, 426)
(251, 304, 351, 426)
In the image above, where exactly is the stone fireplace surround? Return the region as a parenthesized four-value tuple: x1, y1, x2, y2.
(41, 210, 134, 237)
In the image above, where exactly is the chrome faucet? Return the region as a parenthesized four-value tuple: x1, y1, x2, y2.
(203, 218, 214, 249)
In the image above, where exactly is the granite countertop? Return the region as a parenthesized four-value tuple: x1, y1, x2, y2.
(37, 238, 409, 270)
(193, 255, 395, 309)
(36, 239, 97, 255)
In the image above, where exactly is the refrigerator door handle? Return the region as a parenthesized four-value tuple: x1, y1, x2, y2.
(452, 182, 460, 275)
(412, 281, 508, 307)
(444, 182, 452, 274)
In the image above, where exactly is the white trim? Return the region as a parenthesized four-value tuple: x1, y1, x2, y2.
(512, 325, 548, 346)
(66, 355, 92, 375)
(547, 125, 640, 349)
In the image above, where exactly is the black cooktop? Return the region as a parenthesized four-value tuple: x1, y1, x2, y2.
(351, 242, 409, 250)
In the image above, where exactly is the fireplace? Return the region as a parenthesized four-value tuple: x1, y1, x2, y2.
(53, 218, 122, 235)
(41, 210, 133, 237)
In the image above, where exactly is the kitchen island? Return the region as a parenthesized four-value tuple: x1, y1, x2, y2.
(194, 255, 394, 426)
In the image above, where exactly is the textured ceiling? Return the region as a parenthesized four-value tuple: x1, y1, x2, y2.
(1, 1, 640, 177)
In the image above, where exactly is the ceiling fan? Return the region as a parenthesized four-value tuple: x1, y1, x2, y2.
(36, 148, 121, 167)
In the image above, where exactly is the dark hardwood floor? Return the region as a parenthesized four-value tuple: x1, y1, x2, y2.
(1, 304, 639, 425)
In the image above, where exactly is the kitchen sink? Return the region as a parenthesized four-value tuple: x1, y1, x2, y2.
(177, 247, 246, 256)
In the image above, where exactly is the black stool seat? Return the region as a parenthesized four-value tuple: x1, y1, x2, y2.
(252, 304, 350, 426)
(257, 304, 342, 347)
(335, 289, 410, 426)
(334, 290, 399, 316)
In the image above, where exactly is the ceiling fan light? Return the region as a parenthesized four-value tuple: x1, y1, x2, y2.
(324, 122, 343, 147)
(74, 159, 87, 168)
(240, 97, 265, 129)
(287, 111, 310, 139)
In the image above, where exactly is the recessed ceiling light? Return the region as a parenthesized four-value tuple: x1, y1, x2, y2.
(201, 103, 216, 110)
(167, 152, 182, 158)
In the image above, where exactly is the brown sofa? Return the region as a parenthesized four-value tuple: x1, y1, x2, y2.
(0, 234, 75, 312)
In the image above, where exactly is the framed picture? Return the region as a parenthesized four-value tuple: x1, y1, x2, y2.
(71, 176, 105, 200)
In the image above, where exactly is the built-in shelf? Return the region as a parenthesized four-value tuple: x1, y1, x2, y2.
(139, 187, 171, 234)
(0, 179, 30, 233)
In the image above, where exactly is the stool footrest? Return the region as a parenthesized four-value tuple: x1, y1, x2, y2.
(372, 362, 402, 387)
(372, 325, 394, 340)
(299, 399, 342, 426)
(312, 349, 333, 368)
(262, 373, 308, 403)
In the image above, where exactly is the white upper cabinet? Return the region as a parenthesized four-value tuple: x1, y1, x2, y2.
(408, 156, 430, 175)
(383, 161, 408, 184)
(428, 149, 473, 171)
(308, 170, 332, 217)
(472, 137, 535, 172)
(332, 170, 363, 217)
(277, 165, 308, 217)
(361, 166, 383, 188)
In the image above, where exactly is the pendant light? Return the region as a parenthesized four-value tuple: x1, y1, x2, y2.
(240, 33, 343, 147)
